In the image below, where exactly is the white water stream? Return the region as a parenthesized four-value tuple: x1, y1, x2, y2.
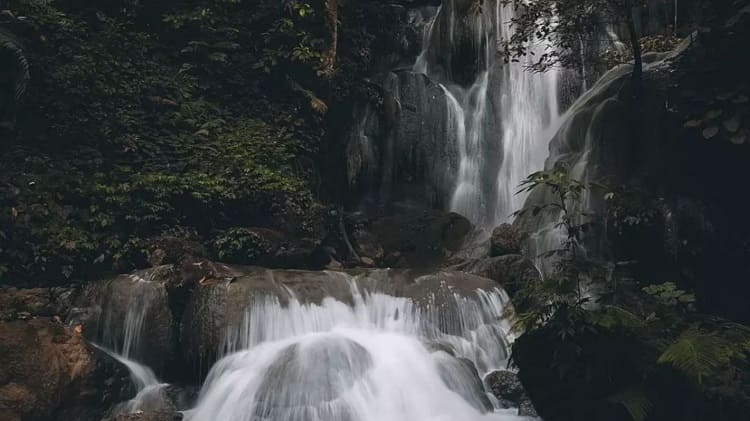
(89, 2, 585, 419)
(414, 1, 561, 227)
(185, 283, 530, 421)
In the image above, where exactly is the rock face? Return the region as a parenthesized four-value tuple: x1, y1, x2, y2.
(0, 286, 76, 321)
(179, 264, 503, 375)
(448, 254, 541, 295)
(179, 266, 358, 370)
(484, 370, 537, 416)
(0, 318, 131, 421)
(345, 71, 456, 209)
(490, 224, 524, 256)
(369, 209, 473, 267)
(71, 270, 177, 375)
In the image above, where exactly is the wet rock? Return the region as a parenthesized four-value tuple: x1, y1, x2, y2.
(401, 271, 500, 303)
(106, 412, 182, 421)
(345, 72, 455, 209)
(0, 286, 76, 321)
(490, 224, 524, 256)
(484, 370, 538, 417)
(252, 336, 373, 420)
(71, 270, 177, 375)
(371, 209, 472, 267)
(180, 267, 357, 372)
(485, 370, 525, 405)
(0, 318, 131, 421)
(435, 354, 494, 413)
(449, 254, 541, 295)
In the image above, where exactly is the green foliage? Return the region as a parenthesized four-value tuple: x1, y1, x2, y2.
(500, 0, 643, 72)
(0, 28, 29, 101)
(212, 227, 273, 264)
(512, 164, 604, 330)
(657, 329, 734, 384)
(0, 1, 330, 284)
(512, 167, 750, 420)
(606, 387, 653, 421)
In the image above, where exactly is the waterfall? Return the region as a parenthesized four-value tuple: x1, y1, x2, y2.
(493, 2, 561, 225)
(412, 1, 561, 228)
(91, 274, 170, 414)
(184, 280, 528, 421)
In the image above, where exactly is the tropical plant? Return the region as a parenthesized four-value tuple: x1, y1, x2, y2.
(511, 167, 750, 421)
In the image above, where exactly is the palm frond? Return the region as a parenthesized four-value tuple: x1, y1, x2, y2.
(657, 328, 732, 384)
(607, 387, 653, 421)
(0, 29, 30, 101)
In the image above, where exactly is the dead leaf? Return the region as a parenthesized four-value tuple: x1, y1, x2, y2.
(723, 116, 741, 133)
(730, 133, 747, 145)
(310, 96, 328, 114)
(683, 119, 702, 128)
(702, 126, 720, 139)
(74, 324, 83, 334)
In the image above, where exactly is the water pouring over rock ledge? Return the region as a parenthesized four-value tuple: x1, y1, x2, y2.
(58, 264, 536, 420)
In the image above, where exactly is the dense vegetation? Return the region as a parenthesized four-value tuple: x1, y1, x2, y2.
(0, 0, 407, 284)
(1, 1, 749, 420)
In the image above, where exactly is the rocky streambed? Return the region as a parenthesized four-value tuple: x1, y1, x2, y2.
(0, 220, 541, 421)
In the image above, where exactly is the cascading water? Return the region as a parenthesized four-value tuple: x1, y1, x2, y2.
(493, 5, 561, 225)
(91, 274, 171, 414)
(184, 277, 530, 421)
(413, 0, 561, 227)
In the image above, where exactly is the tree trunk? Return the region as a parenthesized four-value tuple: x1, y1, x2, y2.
(320, 0, 338, 80)
(627, 5, 643, 97)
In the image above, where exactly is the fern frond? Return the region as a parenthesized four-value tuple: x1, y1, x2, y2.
(657, 328, 732, 384)
(590, 305, 646, 331)
(607, 387, 653, 421)
(0, 29, 30, 100)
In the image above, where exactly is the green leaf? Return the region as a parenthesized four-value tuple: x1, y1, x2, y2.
(607, 387, 653, 421)
(657, 329, 731, 384)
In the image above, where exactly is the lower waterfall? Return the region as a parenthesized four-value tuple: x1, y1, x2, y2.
(185, 283, 526, 421)
(81, 269, 536, 420)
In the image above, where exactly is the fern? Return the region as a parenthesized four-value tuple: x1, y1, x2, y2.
(590, 305, 646, 331)
(607, 387, 653, 421)
(657, 328, 732, 384)
(0, 29, 30, 101)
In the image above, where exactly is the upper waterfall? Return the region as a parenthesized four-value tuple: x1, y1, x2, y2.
(348, 0, 562, 228)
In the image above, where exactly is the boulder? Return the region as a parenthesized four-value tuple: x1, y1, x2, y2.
(179, 265, 504, 375)
(0, 286, 76, 321)
(0, 318, 131, 421)
(484, 370, 538, 417)
(370, 209, 473, 267)
(180, 267, 358, 373)
(434, 354, 494, 413)
(490, 224, 524, 256)
(449, 254, 541, 295)
(70, 270, 177, 375)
